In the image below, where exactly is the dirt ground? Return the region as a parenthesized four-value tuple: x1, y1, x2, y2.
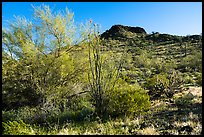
(144, 86, 202, 135)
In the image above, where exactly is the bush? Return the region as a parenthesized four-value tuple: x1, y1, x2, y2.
(175, 93, 194, 109)
(183, 75, 194, 84)
(161, 60, 177, 73)
(145, 70, 183, 99)
(133, 50, 152, 68)
(2, 120, 35, 135)
(195, 73, 202, 86)
(108, 79, 150, 117)
(165, 69, 183, 97)
(2, 110, 19, 123)
(2, 106, 38, 123)
(145, 73, 169, 99)
(179, 51, 202, 73)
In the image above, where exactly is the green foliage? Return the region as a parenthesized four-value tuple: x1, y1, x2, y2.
(145, 73, 169, 99)
(145, 69, 184, 99)
(2, 5, 86, 112)
(161, 60, 177, 73)
(2, 110, 19, 122)
(86, 23, 131, 119)
(2, 107, 35, 123)
(165, 69, 183, 97)
(2, 55, 41, 110)
(133, 49, 152, 68)
(175, 93, 194, 109)
(2, 120, 35, 135)
(195, 73, 202, 86)
(179, 51, 202, 72)
(183, 74, 195, 85)
(108, 79, 150, 117)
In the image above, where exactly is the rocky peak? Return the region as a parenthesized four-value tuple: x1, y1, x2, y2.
(101, 25, 147, 39)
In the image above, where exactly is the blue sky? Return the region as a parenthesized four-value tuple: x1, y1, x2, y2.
(2, 2, 202, 36)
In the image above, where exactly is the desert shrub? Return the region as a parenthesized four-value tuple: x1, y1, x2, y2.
(179, 51, 202, 73)
(3, 106, 61, 125)
(2, 106, 38, 124)
(150, 58, 163, 74)
(71, 107, 95, 122)
(57, 111, 77, 124)
(182, 75, 195, 85)
(165, 69, 183, 97)
(108, 79, 150, 117)
(175, 93, 194, 110)
(2, 110, 19, 123)
(65, 93, 92, 111)
(195, 72, 202, 86)
(56, 107, 95, 124)
(51, 96, 95, 123)
(133, 50, 152, 68)
(62, 99, 94, 122)
(161, 60, 177, 73)
(2, 120, 35, 135)
(145, 70, 183, 99)
(145, 73, 169, 99)
(2, 59, 42, 110)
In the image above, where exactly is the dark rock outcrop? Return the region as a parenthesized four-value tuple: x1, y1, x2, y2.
(145, 33, 182, 43)
(182, 35, 202, 42)
(101, 25, 147, 39)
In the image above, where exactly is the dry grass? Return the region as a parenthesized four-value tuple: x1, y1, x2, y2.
(138, 126, 159, 135)
(174, 86, 202, 97)
(3, 86, 202, 135)
(144, 86, 202, 135)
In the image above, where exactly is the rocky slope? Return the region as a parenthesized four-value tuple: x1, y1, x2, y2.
(101, 24, 202, 43)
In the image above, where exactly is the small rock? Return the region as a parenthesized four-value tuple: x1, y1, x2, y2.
(169, 99, 174, 103)
(128, 128, 135, 134)
(178, 125, 193, 134)
(168, 124, 174, 130)
(161, 131, 172, 135)
(186, 92, 194, 99)
(140, 122, 148, 129)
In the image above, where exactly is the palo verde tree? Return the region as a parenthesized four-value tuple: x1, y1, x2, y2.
(2, 5, 87, 112)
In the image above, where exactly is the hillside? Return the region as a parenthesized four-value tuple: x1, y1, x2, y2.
(2, 23, 202, 135)
(100, 25, 202, 88)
